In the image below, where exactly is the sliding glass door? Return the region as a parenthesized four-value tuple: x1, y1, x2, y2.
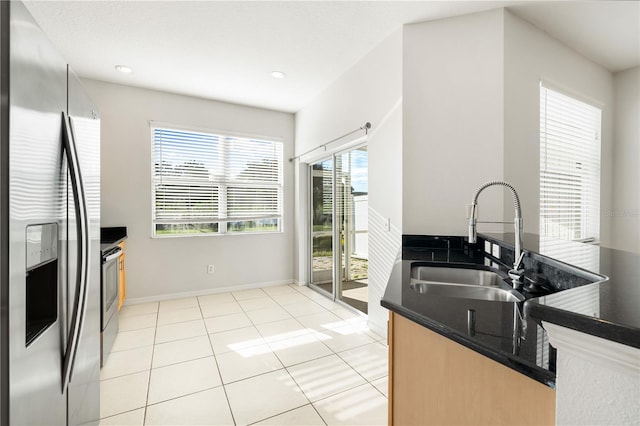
(336, 146, 368, 312)
(309, 145, 368, 313)
(310, 158, 334, 298)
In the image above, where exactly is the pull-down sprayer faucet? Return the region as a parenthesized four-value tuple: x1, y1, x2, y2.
(468, 181, 525, 283)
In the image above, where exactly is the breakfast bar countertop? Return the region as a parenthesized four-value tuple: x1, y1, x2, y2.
(382, 235, 558, 387)
(382, 233, 640, 388)
(477, 233, 640, 349)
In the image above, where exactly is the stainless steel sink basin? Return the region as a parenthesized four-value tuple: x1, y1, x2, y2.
(409, 265, 524, 302)
(410, 265, 505, 287)
(409, 281, 525, 302)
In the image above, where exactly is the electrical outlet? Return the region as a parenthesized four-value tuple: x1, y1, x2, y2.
(484, 241, 492, 254)
(492, 244, 501, 259)
(207, 264, 215, 274)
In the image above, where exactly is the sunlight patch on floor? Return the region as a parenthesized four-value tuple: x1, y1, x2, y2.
(228, 328, 334, 357)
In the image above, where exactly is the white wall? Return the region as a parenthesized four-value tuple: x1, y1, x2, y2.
(503, 10, 615, 246)
(84, 79, 295, 302)
(403, 9, 505, 235)
(545, 323, 640, 426)
(402, 9, 618, 246)
(611, 67, 639, 253)
(295, 29, 403, 335)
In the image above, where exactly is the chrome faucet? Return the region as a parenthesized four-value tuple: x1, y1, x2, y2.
(468, 181, 525, 283)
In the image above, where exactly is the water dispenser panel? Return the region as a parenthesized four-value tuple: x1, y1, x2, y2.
(25, 223, 58, 347)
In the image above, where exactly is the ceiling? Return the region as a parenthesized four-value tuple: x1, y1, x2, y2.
(23, 1, 640, 114)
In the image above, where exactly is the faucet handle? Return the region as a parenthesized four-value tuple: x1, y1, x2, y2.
(508, 252, 526, 287)
(508, 268, 525, 282)
(514, 251, 526, 270)
(508, 268, 525, 290)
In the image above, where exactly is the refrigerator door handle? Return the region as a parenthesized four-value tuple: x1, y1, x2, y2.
(61, 111, 91, 392)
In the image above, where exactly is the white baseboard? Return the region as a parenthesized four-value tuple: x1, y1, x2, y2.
(125, 279, 390, 343)
(124, 279, 295, 306)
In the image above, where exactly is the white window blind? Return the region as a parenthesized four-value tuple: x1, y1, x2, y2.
(152, 126, 283, 237)
(539, 84, 602, 257)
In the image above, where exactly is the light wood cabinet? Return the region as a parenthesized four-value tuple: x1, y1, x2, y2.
(389, 312, 555, 426)
(117, 241, 126, 310)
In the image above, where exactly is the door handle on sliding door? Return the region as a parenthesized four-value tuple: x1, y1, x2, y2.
(61, 111, 91, 391)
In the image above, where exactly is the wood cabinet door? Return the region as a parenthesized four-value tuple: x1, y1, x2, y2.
(389, 312, 555, 426)
(117, 242, 126, 310)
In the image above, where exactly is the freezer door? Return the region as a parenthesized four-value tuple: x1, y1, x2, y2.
(7, 1, 68, 425)
(66, 68, 101, 426)
(0, 3, 7, 423)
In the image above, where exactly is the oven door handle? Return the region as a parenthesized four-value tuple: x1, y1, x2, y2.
(61, 111, 91, 392)
(103, 249, 123, 263)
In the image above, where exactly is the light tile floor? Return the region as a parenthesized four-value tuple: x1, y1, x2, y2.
(99, 284, 388, 426)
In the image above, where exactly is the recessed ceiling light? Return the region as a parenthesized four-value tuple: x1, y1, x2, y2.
(115, 65, 133, 74)
(271, 71, 286, 79)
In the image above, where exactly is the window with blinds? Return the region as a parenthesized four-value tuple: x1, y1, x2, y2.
(539, 83, 602, 267)
(152, 125, 283, 237)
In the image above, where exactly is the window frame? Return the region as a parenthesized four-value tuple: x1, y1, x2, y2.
(539, 81, 602, 248)
(150, 122, 284, 238)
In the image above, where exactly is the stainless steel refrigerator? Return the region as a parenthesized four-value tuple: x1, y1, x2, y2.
(0, 1, 101, 424)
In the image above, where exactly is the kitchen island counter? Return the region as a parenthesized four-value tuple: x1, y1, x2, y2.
(381, 233, 637, 387)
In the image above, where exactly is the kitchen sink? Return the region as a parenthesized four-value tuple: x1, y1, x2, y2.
(409, 265, 524, 302)
(409, 281, 525, 302)
(410, 265, 506, 287)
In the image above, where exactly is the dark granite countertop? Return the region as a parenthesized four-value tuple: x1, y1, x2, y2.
(524, 252, 639, 349)
(479, 233, 639, 348)
(381, 233, 639, 387)
(100, 226, 127, 254)
(382, 236, 558, 387)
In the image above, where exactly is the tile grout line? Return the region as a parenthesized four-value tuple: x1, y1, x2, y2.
(99, 407, 147, 424)
(143, 385, 227, 411)
(332, 346, 389, 400)
(230, 289, 323, 425)
(257, 287, 381, 369)
(106, 327, 155, 355)
(309, 380, 385, 412)
(284, 353, 366, 400)
(198, 295, 238, 426)
(104, 288, 387, 425)
(280, 359, 331, 425)
(282, 286, 390, 413)
(272, 288, 365, 425)
(98, 303, 158, 421)
(141, 304, 160, 425)
(140, 297, 241, 421)
(245, 294, 353, 390)
(244, 403, 326, 426)
(249, 292, 328, 371)
(147, 353, 215, 371)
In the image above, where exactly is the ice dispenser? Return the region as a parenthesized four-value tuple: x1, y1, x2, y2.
(25, 223, 58, 347)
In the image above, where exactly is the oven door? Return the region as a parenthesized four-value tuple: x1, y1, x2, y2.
(101, 249, 120, 330)
(100, 248, 121, 366)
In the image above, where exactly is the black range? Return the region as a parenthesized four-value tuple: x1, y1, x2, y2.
(99, 226, 127, 366)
